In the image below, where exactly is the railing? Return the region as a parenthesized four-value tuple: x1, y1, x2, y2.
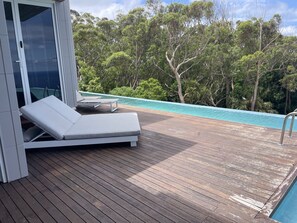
(280, 109, 297, 145)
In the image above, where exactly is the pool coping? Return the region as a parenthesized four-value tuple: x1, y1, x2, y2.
(256, 162, 297, 221)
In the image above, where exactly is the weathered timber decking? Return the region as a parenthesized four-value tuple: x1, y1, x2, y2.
(1, 105, 297, 223)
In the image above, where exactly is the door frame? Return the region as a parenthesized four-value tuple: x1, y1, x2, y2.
(4, 0, 65, 105)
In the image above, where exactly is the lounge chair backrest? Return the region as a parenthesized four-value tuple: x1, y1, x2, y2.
(42, 95, 81, 123)
(20, 96, 81, 140)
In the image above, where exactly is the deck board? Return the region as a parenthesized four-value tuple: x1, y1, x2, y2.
(1, 105, 297, 222)
(0, 185, 29, 223)
(32, 153, 148, 223)
(18, 178, 72, 223)
(60, 151, 190, 223)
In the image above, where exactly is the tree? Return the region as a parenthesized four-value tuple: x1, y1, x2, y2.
(72, 12, 115, 93)
(110, 86, 135, 97)
(109, 78, 167, 100)
(159, 2, 214, 103)
(71, 2, 297, 114)
(78, 61, 103, 93)
(135, 78, 167, 100)
(235, 15, 283, 111)
(201, 20, 236, 107)
(280, 66, 297, 113)
(117, 8, 150, 88)
(103, 51, 132, 92)
(72, 12, 105, 68)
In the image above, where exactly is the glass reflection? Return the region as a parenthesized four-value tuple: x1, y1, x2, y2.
(4, 1, 26, 107)
(19, 4, 61, 101)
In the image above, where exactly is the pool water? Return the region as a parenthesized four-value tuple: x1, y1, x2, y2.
(82, 92, 296, 130)
(271, 179, 297, 223)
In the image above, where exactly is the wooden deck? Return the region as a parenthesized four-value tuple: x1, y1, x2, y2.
(1, 105, 297, 223)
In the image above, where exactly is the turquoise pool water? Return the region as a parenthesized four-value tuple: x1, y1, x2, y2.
(271, 179, 297, 223)
(82, 92, 295, 130)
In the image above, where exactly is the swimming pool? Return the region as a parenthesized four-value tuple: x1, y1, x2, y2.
(82, 92, 295, 130)
(271, 179, 297, 223)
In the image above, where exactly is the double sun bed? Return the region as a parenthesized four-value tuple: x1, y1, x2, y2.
(21, 96, 141, 149)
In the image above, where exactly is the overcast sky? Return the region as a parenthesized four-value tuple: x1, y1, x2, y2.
(69, 0, 297, 36)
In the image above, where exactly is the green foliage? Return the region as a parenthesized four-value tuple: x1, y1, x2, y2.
(184, 80, 210, 105)
(280, 73, 297, 92)
(109, 78, 167, 100)
(102, 52, 133, 92)
(71, 3, 297, 114)
(86, 77, 104, 93)
(104, 52, 132, 67)
(134, 78, 167, 100)
(253, 99, 277, 113)
(78, 61, 103, 93)
(110, 86, 135, 97)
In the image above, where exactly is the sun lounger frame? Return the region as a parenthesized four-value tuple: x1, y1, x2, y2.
(24, 135, 138, 149)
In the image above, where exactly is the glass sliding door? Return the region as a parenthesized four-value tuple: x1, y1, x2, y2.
(4, 1, 26, 107)
(3, 1, 62, 106)
(19, 3, 61, 102)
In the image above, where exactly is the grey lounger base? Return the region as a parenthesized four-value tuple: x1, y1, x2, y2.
(24, 135, 138, 149)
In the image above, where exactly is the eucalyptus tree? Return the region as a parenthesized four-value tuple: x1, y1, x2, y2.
(235, 15, 283, 111)
(72, 12, 103, 67)
(278, 36, 297, 113)
(70, 2, 297, 113)
(200, 20, 236, 107)
(102, 51, 132, 92)
(280, 66, 297, 113)
(115, 8, 150, 88)
(151, 1, 214, 103)
(71, 11, 115, 92)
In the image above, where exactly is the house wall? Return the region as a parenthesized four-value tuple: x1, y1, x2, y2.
(0, 0, 78, 182)
(0, 0, 28, 182)
(55, 0, 78, 107)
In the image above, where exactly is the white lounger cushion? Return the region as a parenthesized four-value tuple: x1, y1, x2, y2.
(20, 96, 141, 142)
(20, 98, 76, 139)
(64, 113, 141, 140)
(42, 94, 81, 123)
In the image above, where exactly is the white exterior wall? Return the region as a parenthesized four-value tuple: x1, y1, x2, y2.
(0, 0, 78, 182)
(0, 0, 28, 182)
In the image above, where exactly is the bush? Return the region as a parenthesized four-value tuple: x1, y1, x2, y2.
(78, 61, 103, 93)
(109, 86, 135, 97)
(135, 78, 167, 100)
(110, 78, 167, 100)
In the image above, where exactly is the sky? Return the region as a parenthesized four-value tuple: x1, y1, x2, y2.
(69, 0, 297, 36)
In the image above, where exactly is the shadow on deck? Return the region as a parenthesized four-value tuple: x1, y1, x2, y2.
(1, 105, 297, 223)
